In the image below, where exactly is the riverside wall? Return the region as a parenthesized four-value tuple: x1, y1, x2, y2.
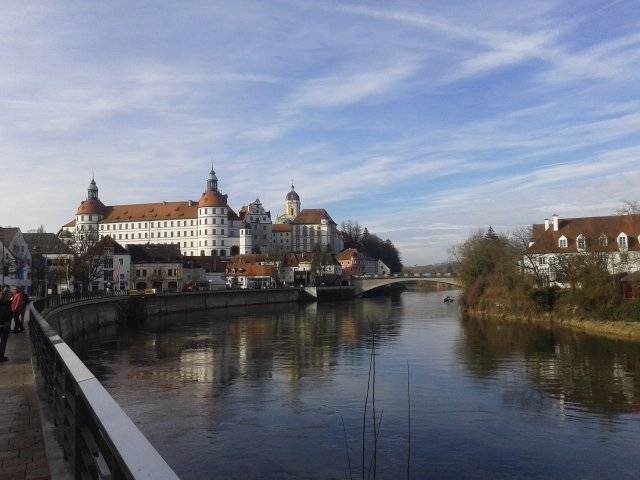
(43, 288, 302, 341)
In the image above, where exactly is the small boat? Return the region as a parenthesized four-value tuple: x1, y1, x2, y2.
(443, 296, 454, 303)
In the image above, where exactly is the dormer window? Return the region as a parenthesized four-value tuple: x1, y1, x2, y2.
(599, 234, 608, 247)
(558, 236, 568, 248)
(576, 234, 586, 252)
(618, 233, 628, 251)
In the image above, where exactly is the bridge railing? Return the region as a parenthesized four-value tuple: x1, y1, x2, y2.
(28, 302, 179, 480)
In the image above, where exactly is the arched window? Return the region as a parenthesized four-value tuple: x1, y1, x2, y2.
(618, 233, 628, 250)
(558, 236, 568, 248)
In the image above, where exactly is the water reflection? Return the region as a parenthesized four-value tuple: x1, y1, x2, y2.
(458, 315, 640, 414)
(76, 298, 403, 399)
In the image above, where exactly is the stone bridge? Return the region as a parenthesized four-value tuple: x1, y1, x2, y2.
(351, 275, 462, 295)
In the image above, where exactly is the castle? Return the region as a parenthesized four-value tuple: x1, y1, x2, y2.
(60, 168, 343, 257)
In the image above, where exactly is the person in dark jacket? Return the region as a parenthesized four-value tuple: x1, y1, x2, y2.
(0, 286, 12, 362)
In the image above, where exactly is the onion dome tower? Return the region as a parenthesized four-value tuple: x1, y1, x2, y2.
(75, 176, 106, 243)
(285, 183, 301, 219)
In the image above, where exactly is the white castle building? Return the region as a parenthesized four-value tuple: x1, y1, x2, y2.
(61, 168, 252, 257)
(61, 170, 343, 257)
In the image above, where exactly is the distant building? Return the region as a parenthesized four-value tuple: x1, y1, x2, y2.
(61, 170, 343, 258)
(23, 232, 74, 295)
(338, 248, 378, 278)
(271, 223, 293, 252)
(0, 227, 31, 292)
(226, 263, 274, 289)
(86, 236, 131, 292)
(239, 198, 273, 254)
(526, 213, 640, 281)
(182, 255, 227, 290)
(128, 243, 182, 291)
(291, 209, 340, 253)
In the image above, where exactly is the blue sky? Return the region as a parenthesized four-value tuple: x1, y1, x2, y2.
(2, 0, 640, 264)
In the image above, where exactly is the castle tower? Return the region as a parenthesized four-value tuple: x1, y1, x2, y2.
(75, 176, 106, 243)
(197, 166, 230, 257)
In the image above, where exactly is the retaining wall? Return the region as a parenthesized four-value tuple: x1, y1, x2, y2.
(44, 288, 302, 341)
(142, 288, 301, 317)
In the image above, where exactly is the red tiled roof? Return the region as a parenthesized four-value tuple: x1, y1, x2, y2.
(198, 191, 228, 208)
(528, 214, 640, 253)
(337, 248, 358, 261)
(62, 219, 76, 228)
(272, 224, 292, 233)
(227, 264, 274, 277)
(77, 198, 106, 215)
(99, 202, 198, 223)
(292, 209, 335, 225)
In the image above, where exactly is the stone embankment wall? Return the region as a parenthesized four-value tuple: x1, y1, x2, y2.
(44, 289, 302, 341)
(142, 288, 301, 317)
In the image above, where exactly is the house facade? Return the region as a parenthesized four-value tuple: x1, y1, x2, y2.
(0, 227, 32, 292)
(85, 236, 131, 292)
(129, 243, 183, 291)
(338, 248, 378, 278)
(23, 232, 74, 295)
(526, 213, 640, 281)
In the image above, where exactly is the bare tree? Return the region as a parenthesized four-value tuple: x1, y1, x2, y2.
(616, 200, 640, 215)
(68, 238, 106, 291)
(340, 220, 363, 245)
(511, 226, 547, 287)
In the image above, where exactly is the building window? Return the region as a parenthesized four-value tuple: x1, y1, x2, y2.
(539, 257, 546, 265)
(577, 235, 586, 251)
(559, 237, 567, 248)
(618, 234, 628, 250)
(599, 234, 608, 247)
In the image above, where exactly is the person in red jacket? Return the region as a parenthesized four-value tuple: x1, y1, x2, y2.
(10, 287, 26, 333)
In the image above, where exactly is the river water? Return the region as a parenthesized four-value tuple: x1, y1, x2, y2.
(76, 290, 640, 479)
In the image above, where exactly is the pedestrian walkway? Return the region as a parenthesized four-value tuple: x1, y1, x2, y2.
(0, 329, 50, 480)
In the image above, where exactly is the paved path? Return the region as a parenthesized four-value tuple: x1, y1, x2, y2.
(0, 329, 50, 480)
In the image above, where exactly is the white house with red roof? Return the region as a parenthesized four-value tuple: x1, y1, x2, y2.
(526, 213, 640, 281)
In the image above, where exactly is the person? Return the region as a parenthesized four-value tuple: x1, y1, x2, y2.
(10, 287, 26, 333)
(0, 286, 12, 362)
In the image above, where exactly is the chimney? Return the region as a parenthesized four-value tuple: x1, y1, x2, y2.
(544, 218, 550, 231)
(552, 214, 559, 231)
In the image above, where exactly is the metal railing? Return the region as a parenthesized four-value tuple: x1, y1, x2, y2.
(39, 290, 130, 310)
(28, 302, 180, 480)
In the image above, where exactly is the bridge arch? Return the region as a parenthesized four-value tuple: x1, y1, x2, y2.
(351, 276, 462, 296)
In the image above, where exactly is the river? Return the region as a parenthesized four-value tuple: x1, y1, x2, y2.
(76, 289, 640, 479)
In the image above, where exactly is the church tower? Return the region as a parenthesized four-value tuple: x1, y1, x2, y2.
(285, 184, 301, 218)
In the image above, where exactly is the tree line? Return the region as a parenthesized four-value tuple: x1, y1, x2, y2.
(340, 220, 403, 272)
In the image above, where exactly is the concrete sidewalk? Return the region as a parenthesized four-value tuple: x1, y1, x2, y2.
(0, 330, 50, 480)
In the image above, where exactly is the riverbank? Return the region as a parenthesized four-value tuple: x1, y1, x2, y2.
(466, 308, 640, 342)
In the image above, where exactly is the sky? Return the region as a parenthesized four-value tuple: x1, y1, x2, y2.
(2, 0, 640, 265)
